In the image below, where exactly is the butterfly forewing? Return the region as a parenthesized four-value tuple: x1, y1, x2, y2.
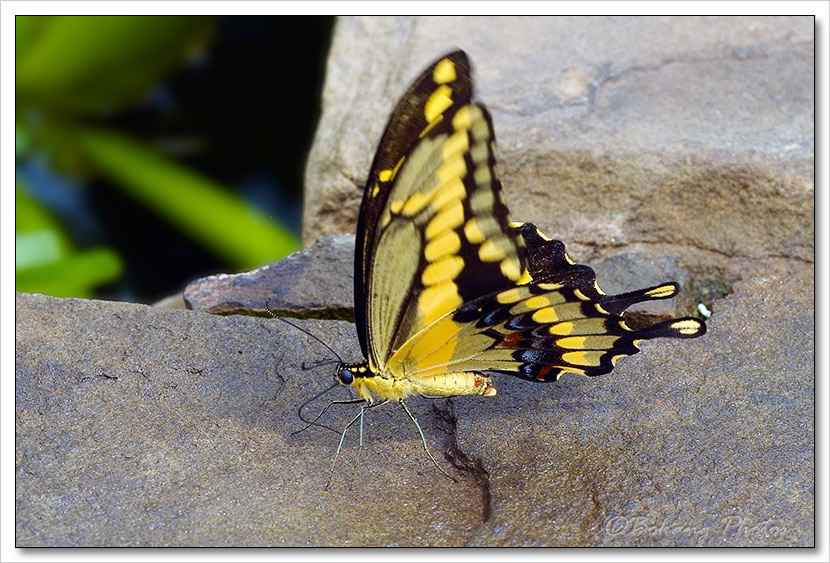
(354, 51, 473, 361)
(358, 53, 528, 371)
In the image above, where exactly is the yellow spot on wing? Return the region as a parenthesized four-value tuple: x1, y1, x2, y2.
(533, 306, 559, 323)
(671, 319, 703, 335)
(378, 157, 405, 184)
(442, 128, 470, 160)
(497, 287, 525, 304)
(479, 238, 507, 262)
(647, 285, 679, 299)
(425, 84, 453, 123)
(557, 335, 619, 350)
(431, 177, 465, 210)
(500, 256, 521, 280)
(436, 156, 466, 187)
(422, 255, 464, 286)
(550, 318, 612, 336)
(517, 269, 533, 285)
(402, 191, 432, 216)
(474, 165, 492, 186)
(464, 218, 487, 243)
(469, 188, 495, 213)
(433, 58, 457, 84)
(419, 115, 443, 137)
(557, 336, 587, 349)
(562, 351, 604, 367)
(424, 230, 461, 262)
(548, 322, 574, 335)
(525, 295, 550, 309)
(452, 105, 473, 129)
(470, 142, 489, 165)
(533, 301, 585, 323)
(426, 201, 465, 239)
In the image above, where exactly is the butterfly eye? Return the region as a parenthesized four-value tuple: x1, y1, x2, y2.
(336, 368, 354, 385)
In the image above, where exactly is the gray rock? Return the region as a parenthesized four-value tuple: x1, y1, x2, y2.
(15, 251, 813, 546)
(183, 233, 354, 319)
(15, 293, 486, 546)
(303, 16, 813, 277)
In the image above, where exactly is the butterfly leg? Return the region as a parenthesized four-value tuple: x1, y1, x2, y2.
(324, 399, 390, 488)
(358, 399, 390, 447)
(325, 406, 364, 489)
(398, 399, 455, 482)
(294, 393, 365, 436)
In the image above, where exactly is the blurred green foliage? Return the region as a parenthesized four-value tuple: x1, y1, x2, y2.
(16, 179, 122, 297)
(16, 15, 303, 299)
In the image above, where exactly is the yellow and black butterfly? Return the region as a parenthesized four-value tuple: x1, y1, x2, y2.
(325, 50, 705, 470)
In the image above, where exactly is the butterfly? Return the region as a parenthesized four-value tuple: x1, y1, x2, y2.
(323, 50, 705, 472)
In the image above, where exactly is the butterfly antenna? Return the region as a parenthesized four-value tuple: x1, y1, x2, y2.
(302, 359, 340, 371)
(265, 302, 345, 364)
(398, 400, 455, 482)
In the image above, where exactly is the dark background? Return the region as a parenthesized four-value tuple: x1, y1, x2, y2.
(18, 16, 334, 303)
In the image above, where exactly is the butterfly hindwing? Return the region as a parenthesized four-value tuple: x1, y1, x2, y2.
(426, 222, 706, 383)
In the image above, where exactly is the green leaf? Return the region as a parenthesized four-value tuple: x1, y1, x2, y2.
(16, 180, 67, 234)
(16, 15, 214, 115)
(73, 127, 302, 270)
(16, 178, 124, 297)
(15, 179, 73, 256)
(16, 248, 123, 298)
(16, 230, 63, 269)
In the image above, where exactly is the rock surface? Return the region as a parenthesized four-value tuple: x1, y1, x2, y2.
(16, 15, 814, 547)
(16, 293, 486, 547)
(15, 250, 813, 546)
(303, 16, 813, 280)
(183, 234, 354, 319)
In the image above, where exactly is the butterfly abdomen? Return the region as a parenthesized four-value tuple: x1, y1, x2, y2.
(346, 364, 498, 402)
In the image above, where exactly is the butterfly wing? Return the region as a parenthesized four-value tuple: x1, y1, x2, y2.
(354, 51, 473, 361)
(350, 50, 705, 399)
(390, 221, 706, 383)
(356, 51, 529, 372)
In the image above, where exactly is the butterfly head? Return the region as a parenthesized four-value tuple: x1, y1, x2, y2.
(335, 365, 355, 386)
(334, 360, 369, 387)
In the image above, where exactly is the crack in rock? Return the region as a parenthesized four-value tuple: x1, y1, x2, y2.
(432, 399, 492, 523)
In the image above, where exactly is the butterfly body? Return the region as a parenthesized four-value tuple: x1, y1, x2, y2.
(334, 50, 705, 406)
(338, 359, 496, 404)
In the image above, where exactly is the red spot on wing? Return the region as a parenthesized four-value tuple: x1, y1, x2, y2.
(536, 365, 555, 381)
(500, 331, 522, 349)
